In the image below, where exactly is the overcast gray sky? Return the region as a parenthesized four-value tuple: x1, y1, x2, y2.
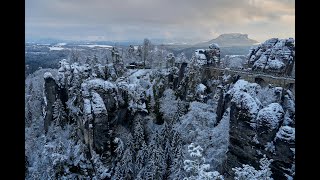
(26, 0, 294, 43)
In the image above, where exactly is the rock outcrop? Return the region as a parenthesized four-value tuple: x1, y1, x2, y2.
(247, 38, 295, 76)
(43, 72, 58, 133)
(43, 59, 157, 162)
(221, 79, 295, 180)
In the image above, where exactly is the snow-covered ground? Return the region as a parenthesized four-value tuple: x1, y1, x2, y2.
(79, 44, 113, 48)
(49, 47, 65, 51)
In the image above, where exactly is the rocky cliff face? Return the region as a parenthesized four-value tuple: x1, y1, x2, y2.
(43, 58, 163, 160)
(247, 38, 295, 76)
(43, 72, 58, 133)
(220, 79, 295, 179)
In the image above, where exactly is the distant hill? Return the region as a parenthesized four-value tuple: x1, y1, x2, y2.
(194, 33, 258, 47)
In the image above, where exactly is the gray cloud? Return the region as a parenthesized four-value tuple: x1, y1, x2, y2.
(26, 0, 295, 42)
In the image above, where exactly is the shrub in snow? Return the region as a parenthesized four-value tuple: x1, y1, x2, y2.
(183, 143, 224, 180)
(265, 141, 275, 153)
(53, 98, 67, 127)
(233, 155, 273, 180)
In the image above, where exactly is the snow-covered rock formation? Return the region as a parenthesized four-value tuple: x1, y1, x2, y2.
(247, 38, 295, 76)
(219, 79, 295, 179)
(26, 39, 295, 179)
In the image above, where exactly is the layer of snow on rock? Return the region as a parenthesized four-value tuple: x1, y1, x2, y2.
(209, 43, 219, 49)
(228, 80, 261, 119)
(83, 99, 92, 115)
(232, 90, 259, 119)
(275, 126, 295, 142)
(253, 55, 267, 69)
(87, 79, 105, 89)
(103, 81, 116, 91)
(266, 59, 285, 70)
(90, 91, 107, 115)
(228, 79, 260, 97)
(43, 72, 53, 79)
(128, 69, 150, 84)
(86, 79, 116, 91)
(81, 82, 90, 97)
(256, 103, 284, 129)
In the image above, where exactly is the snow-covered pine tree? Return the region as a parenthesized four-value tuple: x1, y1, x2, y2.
(113, 137, 124, 163)
(53, 98, 67, 127)
(186, 55, 202, 102)
(113, 135, 134, 179)
(122, 147, 134, 179)
(93, 55, 99, 64)
(144, 130, 165, 179)
(183, 143, 224, 180)
(142, 38, 152, 68)
(85, 56, 91, 65)
(169, 130, 185, 179)
(232, 155, 273, 180)
(160, 89, 178, 125)
(133, 114, 145, 152)
(161, 122, 173, 178)
(112, 161, 123, 180)
(135, 141, 148, 176)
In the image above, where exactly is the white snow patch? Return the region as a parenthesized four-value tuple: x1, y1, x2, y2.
(56, 42, 67, 46)
(49, 46, 65, 51)
(79, 44, 113, 48)
(196, 83, 207, 94)
(83, 99, 92, 115)
(43, 72, 53, 79)
(90, 91, 107, 115)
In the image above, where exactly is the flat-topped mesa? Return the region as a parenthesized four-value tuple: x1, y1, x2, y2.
(247, 38, 295, 77)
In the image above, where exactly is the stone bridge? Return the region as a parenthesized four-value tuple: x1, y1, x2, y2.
(203, 67, 295, 93)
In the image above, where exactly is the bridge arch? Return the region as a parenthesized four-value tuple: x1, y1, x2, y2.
(254, 77, 267, 87)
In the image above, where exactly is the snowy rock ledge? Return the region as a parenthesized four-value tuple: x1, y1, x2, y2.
(43, 72, 53, 79)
